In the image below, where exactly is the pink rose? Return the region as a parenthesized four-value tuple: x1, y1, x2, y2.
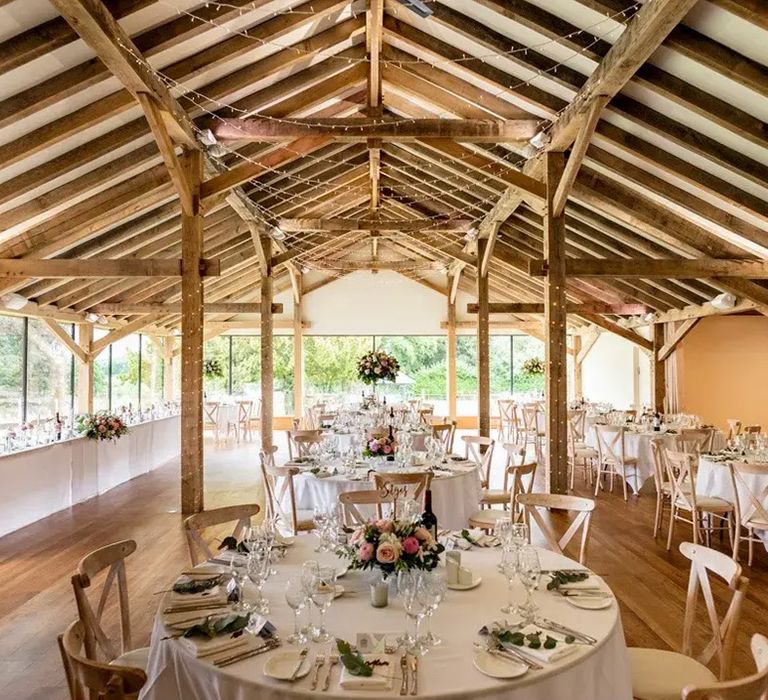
(376, 542, 400, 564)
(382, 444, 392, 454)
(350, 528, 364, 545)
(98, 425, 107, 432)
(358, 542, 374, 562)
(402, 536, 420, 555)
(376, 519, 393, 533)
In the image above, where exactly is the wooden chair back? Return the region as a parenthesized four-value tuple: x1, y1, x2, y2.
(418, 406, 434, 426)
(236, 400, 253, 424)
(595, 425, 629, 465)
(59, 620, 146, 700)
(505, 460, 537, 522)
(729, 462, 768, 530)
(292, 433, 323, 458)
(498, 400, 516, 438)
(567, 409, 587, 442)
(679, 541, 750, 681)
(650, 437, 671, 494)
(665, 449, 699, 512)
(682, 633, 768, 699)
(462, 435, 495, 487)
(743, 425, 762, 448)
(259, 449, 303, 536)
(521, 404, 539, 435)
(286, 429, 322, 460)
(726, 419, 742, 442)
(431, 422, 456, 454)
(372, 472, 432, 507)
(338, 489, 395, 526)
(517, 493, 596, 564)
(203, 401, 219, 426)
(183, 504, 261, 566)
(678, 428, 715, 455)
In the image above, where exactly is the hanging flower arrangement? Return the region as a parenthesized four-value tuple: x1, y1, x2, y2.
(357, 351, 400, 385)
(203, 358, 224, 379)
(521, 357, 545, 376)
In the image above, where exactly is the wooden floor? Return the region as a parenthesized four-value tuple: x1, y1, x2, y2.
(2, 435, 767, 699)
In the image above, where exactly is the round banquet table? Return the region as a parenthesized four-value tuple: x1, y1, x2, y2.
(290, 462, 481, 531)
(140, 536, 632, 700)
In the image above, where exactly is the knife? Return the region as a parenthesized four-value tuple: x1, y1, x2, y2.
(399, 654, 409, 696)
(409, 654, 418, 695)
(290, 648, 308, 681)
(213, 639, 279, 667)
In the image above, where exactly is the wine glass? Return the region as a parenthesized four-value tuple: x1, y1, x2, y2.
(313, 506, 330, 552)
(500, 549, 520, 614)
(246, 552, 270, 614)
(285, 577, 308, 645)
(517, 546, 541, 622)
(417, 570, 446, 647)
(300, 560, 319, 639)
(510, 522, 528, 550)
(493, 517, 513, 572)
(397, 570, 425, 652)
(309, 566, 337, 643)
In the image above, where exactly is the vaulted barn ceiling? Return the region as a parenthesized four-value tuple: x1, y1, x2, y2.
(0, 0, 766, 334)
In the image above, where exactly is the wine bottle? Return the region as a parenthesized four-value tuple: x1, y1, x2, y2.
(421, 489, 438, 539)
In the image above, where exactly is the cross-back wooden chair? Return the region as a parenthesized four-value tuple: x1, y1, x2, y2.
(726, 419, 742, 442)
(431, 422, 456, 454)
(594, 425, 639, 500)
(479, 441, 525, 509)
(567, 409, 587, 444)
(729, 461, 768, 566)
(517, 493, 595, 564)
(629, 542, 750, 700)
(372, 472, 432, 509)
(567, 423, 597, 490)
(318, 412, 337, 429)
(682, 633, 768, 700)
(203, 401, 220, 441)
(497, 399, 516, 442)
(461, 435, 496, 488)
(650, 437, 675, 539)
(665, 449, 734, 551)
(285, 429, 323, 460)
(338, 489, 395, 526)
(236, 400, 254, 441)
(521, 403, 541, 441)
(470, 459, 537, 531)
(70, 540, 148, 670)
(743, 425, 762, 448)
(678, 428, 715, 455)
(418, 406, 434, 426)
(183, 503, 262, 566)
(59, 620, 147, 700)
(259, 450, 313, 537)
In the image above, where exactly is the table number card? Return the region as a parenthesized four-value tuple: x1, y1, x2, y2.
(356, 633, 388, 654)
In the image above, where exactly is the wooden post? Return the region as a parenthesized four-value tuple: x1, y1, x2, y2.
(544, 151, 568, 495)
(76, 323, 93, 414)
(572, 335, 583, 400)
(180, 149, 204, 515)
(652, 323, 666, 413)
(293, 282, 303, 421)
(260, 234, 274, 450)
(476, 240, 490, 438)
(163, 337, 175, 401)
(447, 279, 457, 421)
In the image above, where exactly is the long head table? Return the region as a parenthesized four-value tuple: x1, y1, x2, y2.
(141, 535, 632, 700)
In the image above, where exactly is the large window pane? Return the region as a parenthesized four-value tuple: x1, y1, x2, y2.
(490, 335, 512, 407)
(111, 334, 140, 410)
(140, 335, 163, 409)
(93, 328, 110, 411)
(26, 320, 74, 424)
(304, 336, 373, 404)
(232, 336, 260, 396)
(203, 336, 229, 398)
(456, 336, 477, 416)
(512, 335, 545, 398)
(274, 336, 293, 416)
(0, 315, 24, 428)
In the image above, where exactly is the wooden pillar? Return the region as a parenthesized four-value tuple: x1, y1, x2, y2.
(544, 151, 568, 494)
(572, 335, 582, 400)
(260, 235, 274, 450)
(652, 323, 666, 413)
(476, 240, 490, 438)
(293, 283, 303, 421)
(163, 338, 175, 401)
(76, 323, 93, 414)
(447, 279, 457, 421)
(180, 149, 204, 515)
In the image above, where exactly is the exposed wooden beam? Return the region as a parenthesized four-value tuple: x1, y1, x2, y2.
(278, 217, 474, 232)
(658, 317, 699, 361)
(652, 323, 665, 413)
(447, 276, 457, 421)
(466, 302, 650, 315)
(398, 232, 476, 266)
(211, 118, 540, 143)
(624, 299, 758, 327)
(90, 302, 284, 315)
(76, 323, 94, 413)
(528, 258, 768, 279)
(42, 319, 89, 364)
(576, 326, 600, 365)
(477, 238, 490, 440)
(260, 234, 274, 450)
(90, 314, 162, 357)
(579, 312, 653, 352)
(315, 259, 446, 271)
(0, 258, 220, 278)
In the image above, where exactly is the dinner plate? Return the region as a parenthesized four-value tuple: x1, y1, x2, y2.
(263, 651, 313, 680)
(565, 594, 614, 610)
(335, 565, 349, 578)
(473, 650, 527, 679)
(276, 534, 295, 547)
(447, 575, 482, 591)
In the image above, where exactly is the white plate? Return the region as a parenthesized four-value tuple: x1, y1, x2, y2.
(335, 565, 349, 579)
(565, 594, 614, 610)
(276, 534, 296, 547)
(447, 576, 482, 591)
(263, 651, 313, 680)
(473, 650, 527, 679)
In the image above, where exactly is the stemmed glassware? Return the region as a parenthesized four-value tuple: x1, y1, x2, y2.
(416, 570, 446, 648)
(517, 545, 541, 622)
(309, 566, 337, 643)
(300, 560, 319, 639)
(500, 549, 520, 614)
(397, 570, 425, 652)
(245, 551, 270, 614)
(494, 517, 513, 571)
(285, 577, 308, 645)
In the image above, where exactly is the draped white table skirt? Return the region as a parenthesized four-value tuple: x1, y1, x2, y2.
(141, 537, 632, 700)
(291, 465, 481, 530)
(0, 415, 180, 537)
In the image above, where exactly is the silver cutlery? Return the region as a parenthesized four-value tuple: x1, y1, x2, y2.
(409, 654, 418, 695)
(555, 589, 612, 599)
(498, 646, 544, 670)
(290, 648, 308, 681)
(213, 639, 279, 667)
(162, 603, 230, 615)
(323, 654, 338, 691)
(486, 648, 539, 671)
(310, 653, 326, 690)
(535, 617, 597, 645)
(399, 654, 409, 696)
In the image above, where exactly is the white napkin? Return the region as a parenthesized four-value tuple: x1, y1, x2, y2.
(503, 626, 580, 664)
(338, 656, 395, 690)
(167, 586, 228, 608)
(179, 632, 259, 659)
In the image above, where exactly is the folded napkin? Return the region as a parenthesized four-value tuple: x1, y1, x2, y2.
(167, 586, 228, 608)
(179, 632, 260, 659)
(503, 626, 579, 665)
(338, 656, 394, 690)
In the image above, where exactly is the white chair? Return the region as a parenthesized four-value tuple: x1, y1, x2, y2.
(567, 409, 587, 445)
(650, 438, 674, 539)
(285, 429, 322, 461)
(629, 542, 749, 700)
(678, 428, 715, 455)
(497, 399, 516, 442)
(235, 399, 254, 442)
(594, 425, 639, 500)
(259, 449, 313, 536)
(568, 424, 597, 490)
(183, 503, 262, 566)
(479, 441, 525, 508)
(372, 472, 432, 512)
(431, 422, 456, 454)
(203, 401, 220, 442)
(461, 435, 495, 490)
(729, 461, 768, 566)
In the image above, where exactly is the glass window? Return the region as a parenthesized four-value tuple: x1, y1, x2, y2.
(274, 336, 294, 416)
(93, 328, 110, 411)
(303, 336, 374, 404)
(490, 335, 512, 404)
(111, 334, 140, 410)
(512, 335, 545, 398)
(0, 315, 24, 428)
(232, 336, 260, 396)
(203, 336, 229, 398)
(140, 335, 164, 409)
(26, 319, 75, 424)
(455, 335, 477, 416)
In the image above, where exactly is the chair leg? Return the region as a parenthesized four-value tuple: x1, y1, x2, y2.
(653, 494, 662, 538)
(620, 465, 628, 502)
(748, 528, 754, 567)
(667, 506, 676, 551)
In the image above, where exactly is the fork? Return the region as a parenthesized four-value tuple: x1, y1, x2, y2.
(310, 653, 326, 690)
(322, 654, 338, 691)
(399, 654, 409, 696)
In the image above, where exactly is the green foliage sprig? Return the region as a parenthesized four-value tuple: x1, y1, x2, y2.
(203, 358, 224, 379)
(182, 613, 250, 639)
(546, 570, 590, 591)
(172, 575, 224, 595)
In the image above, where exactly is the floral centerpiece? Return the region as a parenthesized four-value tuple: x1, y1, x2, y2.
(203, 358, 224, 379)
(521, 357, 545, 375)
(357, 351, 399, 385)
(345, 519, 444, 578)
(75, 412, 129, 441)
(363, 434, 395, 458)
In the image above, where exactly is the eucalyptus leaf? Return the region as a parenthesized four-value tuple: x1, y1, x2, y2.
(336, 638, 373, 677)
(546, 570, 589, 591)
(172, 575, 223, 595)
(182, 614, 250, 640)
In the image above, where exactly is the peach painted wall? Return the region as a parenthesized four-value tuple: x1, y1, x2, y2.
(676, 316, 768, 432)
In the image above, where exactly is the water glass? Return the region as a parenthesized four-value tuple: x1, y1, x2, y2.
(246, 552, 270, 614)
(309, 566, 337, 643)
(284, 577, 308, 645)
(300, 560, 319, 638)
(397, 570, 425, 652)
(500, 549, 520, 614)
(517, 546, 541, 621)
(416, 570, 446, 647)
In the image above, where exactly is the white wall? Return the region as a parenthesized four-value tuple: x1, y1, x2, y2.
(582, 332, 650, 409)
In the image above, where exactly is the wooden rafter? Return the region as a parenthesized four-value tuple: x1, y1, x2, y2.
(0, 258, 220, 278)
(466, 302, 649, 315)
(528, 258, 768, 279)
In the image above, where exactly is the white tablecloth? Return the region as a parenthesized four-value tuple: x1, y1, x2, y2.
(291, 463, 481, 530)
(332, 432, 429, 453)
(698, 456, 768, 527)
(140, 536, 632, 700)
(0, 415, 180, 537)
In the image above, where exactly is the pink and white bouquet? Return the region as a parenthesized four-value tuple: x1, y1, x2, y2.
(75, 411, 129, 442)
(363, 434, 395, 458)
(357, 351, 400, 385)
(345, 519, 444, 577)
